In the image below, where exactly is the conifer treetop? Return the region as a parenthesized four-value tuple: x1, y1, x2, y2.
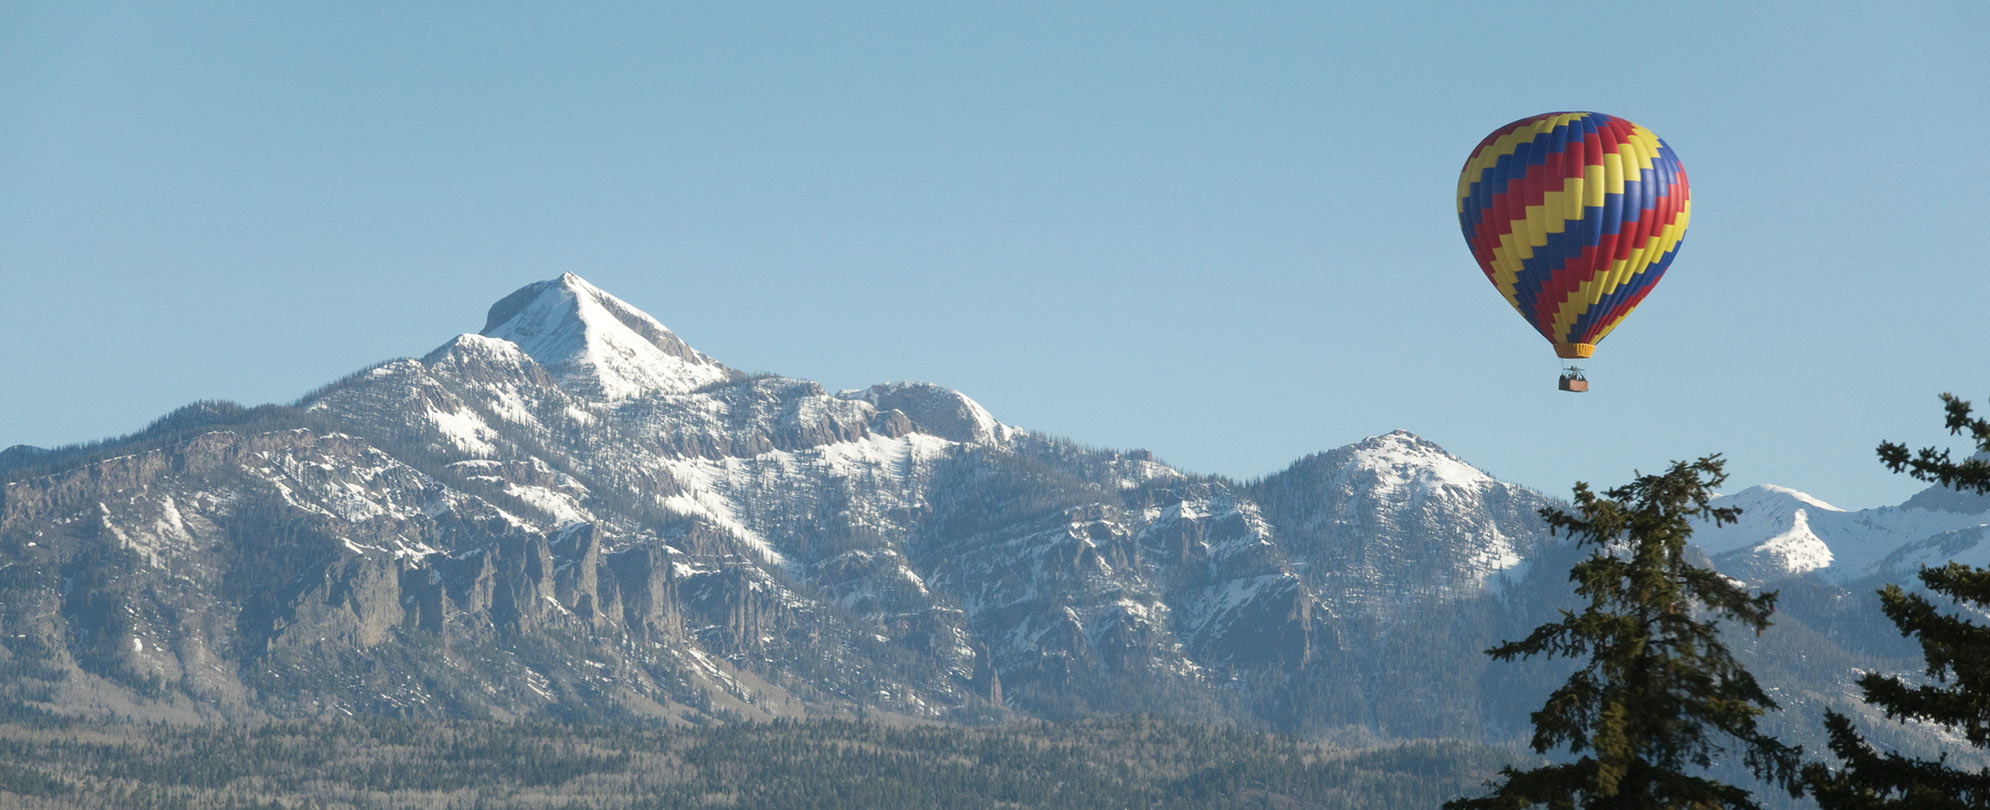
(1447, 455, 1801, 810)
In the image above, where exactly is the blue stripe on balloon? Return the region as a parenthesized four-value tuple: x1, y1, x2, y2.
(1578, 151, 1684, 339)
(1505, 159, 1674, 330)
(1462, 114, 1595, 207)
(1574, 117, 1606, 275)
(1578, 146, 1686, 340)
(1567, 240, 1681, 342)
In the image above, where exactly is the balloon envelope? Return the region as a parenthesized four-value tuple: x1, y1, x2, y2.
(1456, 112, 1689, 359)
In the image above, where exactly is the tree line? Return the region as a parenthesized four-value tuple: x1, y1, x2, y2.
(0, 713, 1516, 809)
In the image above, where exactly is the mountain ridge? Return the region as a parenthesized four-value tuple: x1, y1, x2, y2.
(0, 274, 1973, 765)
(1698, 478, 1990, 584)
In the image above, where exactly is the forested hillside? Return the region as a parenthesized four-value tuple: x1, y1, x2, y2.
(0, 714, 1518, 809)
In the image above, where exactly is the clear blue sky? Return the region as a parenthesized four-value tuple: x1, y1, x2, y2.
(4, 2, 1987, 508)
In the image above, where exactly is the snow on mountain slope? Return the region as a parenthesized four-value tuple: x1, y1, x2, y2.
(847, 382, 1014, 445)
(1694, 484, 1843, 557)
(1744, 508, 1834, 575)
(1867, 525, 1990, 579)
(1340, 430, 1499, 503)
(17, 270, 1977, 752)
(1699, 482, 1990, 582)
(1248, 431, 1553, 615)
(480, 273, 735, 401)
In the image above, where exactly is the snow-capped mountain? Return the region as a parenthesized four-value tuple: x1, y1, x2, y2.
(0, 274, 1967, 755)
(1696, 481, 1990, 585)
(1248, 431, 1552, 611)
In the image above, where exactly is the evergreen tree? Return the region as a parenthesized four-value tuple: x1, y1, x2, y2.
(1446, 456, 1801, 810)
(1803, 393, 1990, 809)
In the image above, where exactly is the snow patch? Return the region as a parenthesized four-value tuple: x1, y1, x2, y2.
(658, 491, 787, 569)
(425, 406, 496, 456)
(152, 495, 191, 544)
(1752, 509, 1835, 575)
(506, 484, 590, 526)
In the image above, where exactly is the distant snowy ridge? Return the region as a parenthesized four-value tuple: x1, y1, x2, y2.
(1698, 482, 1990, 583)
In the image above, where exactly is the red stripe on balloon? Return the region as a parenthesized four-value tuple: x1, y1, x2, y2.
(1466, 124, 1612, 261)
(1578, 274, 1663, 344)
(1526, 243, 1611, 333)
(1520, 171, 1688, 335)
(1570, 191, 1687, 341)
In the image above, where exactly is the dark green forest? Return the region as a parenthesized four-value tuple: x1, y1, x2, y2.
(0, 714, 1518, 809)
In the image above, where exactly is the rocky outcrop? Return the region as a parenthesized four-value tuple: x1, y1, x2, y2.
(607, 544, 683, 642)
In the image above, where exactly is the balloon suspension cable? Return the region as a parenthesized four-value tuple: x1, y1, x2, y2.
(1557, 364, 1589, 393)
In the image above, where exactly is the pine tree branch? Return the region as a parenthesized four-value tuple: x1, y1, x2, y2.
(1809, 395, 1990, 807)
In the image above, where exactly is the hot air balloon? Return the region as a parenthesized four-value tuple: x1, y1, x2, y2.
(1456, 112, 1690, 392)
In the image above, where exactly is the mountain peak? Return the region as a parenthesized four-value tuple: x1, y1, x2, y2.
(1358, 429, 1439, 450)
(1345, 430, 1466, 467)
(478, 274, 736, 401)
(1729, 483, 1844, 513)
(1342, 431, 1493, 493)
(849, 381, 1011, 444)
(1694, 484, 1848, 577)
(1270, 431, 1495, 503)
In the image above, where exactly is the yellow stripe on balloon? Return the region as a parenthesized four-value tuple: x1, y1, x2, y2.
(1455, 113, 1588, 211)
(1543, 202, 1692, 340)
(1581, 164, 1606, 208)
(1615, 139, 1656, 283)
(1486, 174, 1591, 303)
(1602, 149, 1627, 197)
(1621, 125, 1664, 171)
(1547, 265, 1633, 341)
(1587, 307, 1636, 344)
(1488, 179, 1576, 308)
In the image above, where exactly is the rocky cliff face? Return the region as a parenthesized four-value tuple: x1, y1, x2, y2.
(0, 275, 1961, 754)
